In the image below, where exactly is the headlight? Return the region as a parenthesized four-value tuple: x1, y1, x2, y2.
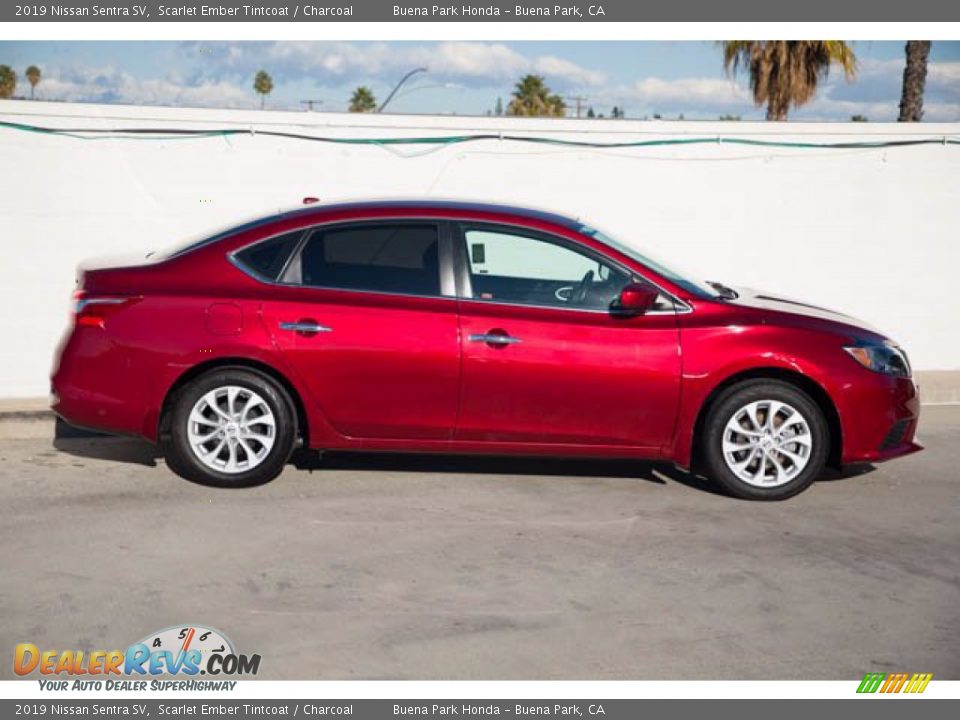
(844, 343, 911, 378)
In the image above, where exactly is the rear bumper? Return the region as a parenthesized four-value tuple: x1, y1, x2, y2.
(50, 326, 151, 439)
(838, 373, 922, 465)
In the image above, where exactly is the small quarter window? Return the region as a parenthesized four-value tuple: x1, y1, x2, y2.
(234, 231, 302, 281)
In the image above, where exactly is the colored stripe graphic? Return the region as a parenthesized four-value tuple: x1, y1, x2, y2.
(857, 672, 932, 694)
(905, 673, 933, 694)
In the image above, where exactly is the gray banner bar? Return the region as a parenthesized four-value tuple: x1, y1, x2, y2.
(2, 0, 960, 22)
(1, 700, 959, 720)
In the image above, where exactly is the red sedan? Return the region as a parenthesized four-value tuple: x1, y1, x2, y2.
(51, 201, 921, 500)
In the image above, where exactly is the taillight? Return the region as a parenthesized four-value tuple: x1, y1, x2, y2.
(72, 292, 139, 328)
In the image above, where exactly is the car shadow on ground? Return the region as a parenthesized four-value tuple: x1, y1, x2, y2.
(50, 420, 877, 495)
(52, 419, 159, 467)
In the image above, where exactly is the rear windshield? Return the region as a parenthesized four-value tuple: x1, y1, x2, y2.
(153, 214, 287, 261)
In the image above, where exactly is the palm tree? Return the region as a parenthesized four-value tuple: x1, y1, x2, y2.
(0, 65, 16, 99)
(25, 65, 41, 99)
(506, 75, 566, 117)
(349, 86, 377, 113)
(898, 41, 931, 122)
(253, 70, 273, 110)
(722, 41, 857, 121)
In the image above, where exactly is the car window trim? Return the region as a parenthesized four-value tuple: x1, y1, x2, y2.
(228, 229, 306, 284)
(227, 218, 457, 301)
(228, 215, 691, 314)
(452, 221, 690, 316)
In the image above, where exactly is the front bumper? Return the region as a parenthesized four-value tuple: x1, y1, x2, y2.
(838, 373, 922, 465)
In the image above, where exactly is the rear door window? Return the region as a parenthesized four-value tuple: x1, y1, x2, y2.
(290, 224, 442, 297)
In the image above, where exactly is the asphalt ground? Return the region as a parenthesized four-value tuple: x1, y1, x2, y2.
(1, 406, 957, 680)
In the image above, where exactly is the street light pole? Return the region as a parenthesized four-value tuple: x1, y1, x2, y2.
(378, 67, 428, 112)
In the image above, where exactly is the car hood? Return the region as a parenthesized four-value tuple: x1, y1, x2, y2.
(724, 285, 886, 339)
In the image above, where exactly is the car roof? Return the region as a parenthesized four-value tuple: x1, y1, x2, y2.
(268, 199, 582, 230)
(163, 200, 587, 260)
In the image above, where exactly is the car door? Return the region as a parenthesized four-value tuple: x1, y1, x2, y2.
(257, 220, 461, 440)
(454, 223, 681, 449)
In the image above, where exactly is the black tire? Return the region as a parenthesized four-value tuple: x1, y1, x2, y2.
(163, 368, 297, 488)
(700, 379, 829, 501)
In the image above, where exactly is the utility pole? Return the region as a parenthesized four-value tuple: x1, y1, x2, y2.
(566, 95, 588, 119)
(300, 100, 324, 111)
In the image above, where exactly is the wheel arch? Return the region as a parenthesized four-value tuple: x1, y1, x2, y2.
(689, 367, 843, 472)
(158, 357, 309, 446)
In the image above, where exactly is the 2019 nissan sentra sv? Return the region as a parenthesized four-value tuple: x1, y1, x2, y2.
(51, 201, 921, 500)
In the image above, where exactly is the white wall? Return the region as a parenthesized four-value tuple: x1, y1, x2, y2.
(1, 99, 958, 398)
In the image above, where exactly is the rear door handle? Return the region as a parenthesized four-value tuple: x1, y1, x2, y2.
(279, 320, 332, 334)
(469, 332, 522, 347)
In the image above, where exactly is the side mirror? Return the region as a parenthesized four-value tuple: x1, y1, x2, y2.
(613, 282, 658, 316)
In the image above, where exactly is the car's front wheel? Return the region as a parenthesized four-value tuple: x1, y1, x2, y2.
(700, 379, 829, 500)
(164, 368, 297, 487)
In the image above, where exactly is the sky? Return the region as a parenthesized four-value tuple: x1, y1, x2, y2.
(1, 40, 959, 121)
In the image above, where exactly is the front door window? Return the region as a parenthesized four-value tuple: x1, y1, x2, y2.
(462, 226, 633, 311)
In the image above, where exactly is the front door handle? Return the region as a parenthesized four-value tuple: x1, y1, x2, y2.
(279, 320, 332, 335)
(469, 331, 522, 347)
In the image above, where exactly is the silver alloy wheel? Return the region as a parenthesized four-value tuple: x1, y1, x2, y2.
(721, 399, 813, 488)
(186, 385, 276, 474)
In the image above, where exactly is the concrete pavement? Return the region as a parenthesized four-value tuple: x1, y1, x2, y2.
(0, 407, 958, 680)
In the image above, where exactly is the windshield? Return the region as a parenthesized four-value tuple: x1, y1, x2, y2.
(577, 224, 722, 300)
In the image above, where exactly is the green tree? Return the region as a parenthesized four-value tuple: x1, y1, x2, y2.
(253, 70, 273, 110)
(25, 65, 41, 99)
(506, 74, 566, 117)
(850, 114, 868, 122)
(494, 97, 503, 116)
(722, 41, 857, 120)
(349, 86, 377, 113)
(898, 41, 931, 122)
(586, 107, 595, 118)
(0, 65, 16, 99)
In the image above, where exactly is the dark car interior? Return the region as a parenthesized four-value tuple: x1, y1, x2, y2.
(296, 224, 441, 297)
(468, 269, 629, 310)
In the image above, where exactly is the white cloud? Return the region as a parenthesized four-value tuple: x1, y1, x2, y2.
(797, 58, 960, 121)
(183, 41, 607, 90)
(593, 58, 960, 121)
(631, 77, 749, 106)
(529, 55, 606, 87)
(35, 65, 251, 109)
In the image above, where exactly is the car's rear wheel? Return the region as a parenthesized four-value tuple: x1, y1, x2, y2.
(701, 379, 829, 500)
(164, 368, 297, 487)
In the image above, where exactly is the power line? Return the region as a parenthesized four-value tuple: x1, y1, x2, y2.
(1, 120, 956, 151)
